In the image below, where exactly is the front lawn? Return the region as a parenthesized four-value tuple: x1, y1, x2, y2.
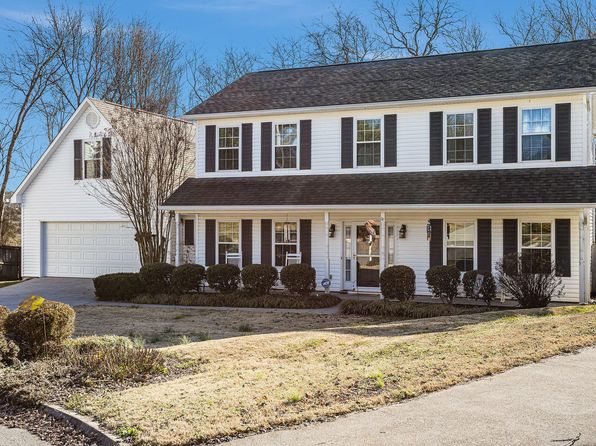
(69, 306, 596, 445)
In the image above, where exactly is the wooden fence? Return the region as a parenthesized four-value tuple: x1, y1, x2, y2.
(0, 246, 21, 280)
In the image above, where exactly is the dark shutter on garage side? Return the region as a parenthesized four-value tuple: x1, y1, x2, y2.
(205, 219, 216, 266)
(205, 125, 216, 172)
(241, 219, 252, 267)
(184, 220, 194, 246)
(555, 103, 571, 162)
(429, 112, 443, 166)
(429, 219, 443, 267)
(477, 108, 492, 164)
(74, 139, 82, 180)
(300, 219, 312, 266)
(341, 117, 353, 168)
(299, 119, 311, 170)
(261, 122, 272, 171)
(384, 114, 397, 167)
(555, 219, 571, 277)
(241, 123, 253, 171)
(503, 107, 518, 163)
(477, 219, 492, 271)
(261, 219, 272, 265)
(503, 219, 518, 275)
(101, 138, 112, 179)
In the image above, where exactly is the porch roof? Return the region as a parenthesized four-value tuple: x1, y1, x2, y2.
(163, 166, 596, 209)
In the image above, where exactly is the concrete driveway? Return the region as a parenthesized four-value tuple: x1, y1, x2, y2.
(0, 278, 95, 310)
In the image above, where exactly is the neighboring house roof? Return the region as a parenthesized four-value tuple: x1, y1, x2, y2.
(163, 166, 596, 208)
(187, 39, 596, 115)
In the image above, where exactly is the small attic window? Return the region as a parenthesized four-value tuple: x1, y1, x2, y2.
(85, 111, 99, 129)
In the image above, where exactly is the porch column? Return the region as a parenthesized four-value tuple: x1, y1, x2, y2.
(175, 212, 181, 266)
(324, 211, 330, 280)
(379, 211, 386, 299)
(194, 213, 200, 265)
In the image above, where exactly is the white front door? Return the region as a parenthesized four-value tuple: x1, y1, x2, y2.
(343, 222, 381, 290)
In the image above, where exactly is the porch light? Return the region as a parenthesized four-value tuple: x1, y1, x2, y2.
(426, 221, 432, 241)
(399, 224, 407, 239)
(328, 224, 336, 238)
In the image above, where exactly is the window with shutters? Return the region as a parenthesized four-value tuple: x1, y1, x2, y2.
(274, 222, 298, 266)
(446, 222, 474, 272)
(355, 119, 381, 166)
(446, 113, 474, 163)
(521, 222, 552, 273)
(184, 220, 195, 246)
(274, 124, 298, 169)
(218, 127, 240, 170)
(521, 108, 552, 161)
(217, 222, 240, 263)
(83, 139, 102, 179)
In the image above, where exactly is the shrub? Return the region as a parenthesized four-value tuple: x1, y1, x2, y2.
(340, 299, 488, 318)
(425, 265, 461, 304)
(206, 264, 241, 293)
(380, 265, 416, 301)
(0, 335, 19, 366)
(0, 306, 8, 331)
(171, 264, 206, 294)
(280, 263, 316, 296)
(93, 273, 145, 301)
(5, 297, 75, 359)
(64, 335, 137, 354)
(462, 270, 497, 306)
(241, 264, 278, 295)
(496, 252, 563, 308)
(139, 262, 175, 294)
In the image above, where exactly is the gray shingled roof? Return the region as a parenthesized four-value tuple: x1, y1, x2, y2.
(162, 166, 596, 207)
(187, 39, 596, 115)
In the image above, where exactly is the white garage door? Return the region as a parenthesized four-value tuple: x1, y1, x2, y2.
(43, 222, 140, 278)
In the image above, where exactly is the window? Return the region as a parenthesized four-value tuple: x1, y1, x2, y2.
(218, 127, 239, 170)
(521, 222, 552, 273)
(218, 222, 239, 263)
(274, 124, 297, 169)
(274, 222, 298, 266)
(184, 220, 194, 246)
(521, 108, 552, 161)
(356, 119, 381, 166)
(83, 140, 101, 179)
(446, 222, 474, 272)
(446, 113, 474, 163)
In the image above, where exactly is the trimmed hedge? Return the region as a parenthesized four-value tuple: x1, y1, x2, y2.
(280, 263, 316, 296)
(206, 264, 241, 293)
(171, 264, 206, 294)
(426, 265, 461, 304)
(0, 306, 8, 331)
(340, 299, 489, 319)
(140, 262, 175, 294)
(94, 273, 145, 301)
(241, 264, 278, 295)
(462, 270, 497, 306)
(380, 265, 416, 301)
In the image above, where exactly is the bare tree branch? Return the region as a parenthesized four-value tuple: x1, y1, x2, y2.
(445, 18, 487, 52)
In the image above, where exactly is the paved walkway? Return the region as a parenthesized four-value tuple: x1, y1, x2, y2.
(0, 278, 95, 310)
(225, 347, 596, 446)
(0, 426, 50, 446)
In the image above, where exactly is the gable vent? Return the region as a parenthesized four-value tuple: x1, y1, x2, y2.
(85, 111, 99, 129)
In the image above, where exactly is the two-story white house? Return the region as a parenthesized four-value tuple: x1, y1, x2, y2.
(164, 39, 596, 303)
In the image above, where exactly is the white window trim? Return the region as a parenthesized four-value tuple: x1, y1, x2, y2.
(272, 220, 300, 268)
(82, 138, 103, 180)
(518, 105, 555, 163)
(216, 220, 241, 264)
(443, 111, 477, 165)
(216, 125, 241, 172)
(353, 116, 384, 168)
(273, 122, 300, 170)
(518, 219, 554, 262)
(444, 221, 476, 272)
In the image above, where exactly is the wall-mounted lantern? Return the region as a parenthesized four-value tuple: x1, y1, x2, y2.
(328, 224, 336, 238)
(426, 221, 432, 241)
(399, 224, 407, 239)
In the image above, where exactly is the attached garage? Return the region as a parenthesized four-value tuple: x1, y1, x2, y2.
(42, 222, 140, 278)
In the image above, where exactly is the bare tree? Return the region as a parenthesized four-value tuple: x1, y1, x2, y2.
(1, 193, 20, 246)
(84, 107, 194, 264)
(268, 37, 307, 69)
(445, 19, 487, 52)
(374, 0, 463, 56)
(495, 2, 551, 45)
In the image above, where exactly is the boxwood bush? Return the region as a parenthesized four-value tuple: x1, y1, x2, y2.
(139, 262, 175, 294)
(462, 270, 497, 306)
(94, 273, 145, 301)
(380, 265, 416, 301)
(241, 264, 278, 295)
(425, 265, 461, 304)
(171, 264, 206, 294)
(206, 264, 241, 293)
(280, 263, 316, 296)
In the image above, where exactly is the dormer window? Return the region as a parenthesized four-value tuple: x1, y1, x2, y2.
(83, 140, 102, 179)
(274, 124, 298, 169)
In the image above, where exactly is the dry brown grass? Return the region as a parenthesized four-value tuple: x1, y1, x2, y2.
(69, 306, 596, 445)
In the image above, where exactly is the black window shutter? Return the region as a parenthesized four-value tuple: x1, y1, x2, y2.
(384, 114, 397, 167)
(260, 219, 272, 265)
(205, 219, 216, 266)
(241, 219, 253, 267)
(300, 219, 312, 266)
(477, 219, 492, 271)
(503, 219, 518, 274)
(74, 139, 82, 180)
(184, 220, 194, 246)
(299, 120, 311, 170)
(205, 125, 216, 172)
(241, 123, 253, 171)
(429, 112, 443, 166)
(341, 117, 353, 168)
(503, 107, 518, 163)
(429, 219, 443, 266)
(477, 108, 492, 164)
(555, 219, 571, 277)
(261, 122, 272, 171)
(555, 103, 571, 162)
(101, 137, 112, 179)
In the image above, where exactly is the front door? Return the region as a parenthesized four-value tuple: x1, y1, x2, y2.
(343, 221, 381, 290)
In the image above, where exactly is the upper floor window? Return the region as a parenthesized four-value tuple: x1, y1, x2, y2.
(356, 119, 381, 166)
(521, 108, 551, 161)
(218, 221, 239, 263)
(275, 124, 298, 169)
(218, 127, 240, 170)
(446, 222, 474, 272)
(521, 222, 552, 273)
(274, 221, 298, 266)
(446, 113, 474, 163)
(84, 140, 102, 179)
